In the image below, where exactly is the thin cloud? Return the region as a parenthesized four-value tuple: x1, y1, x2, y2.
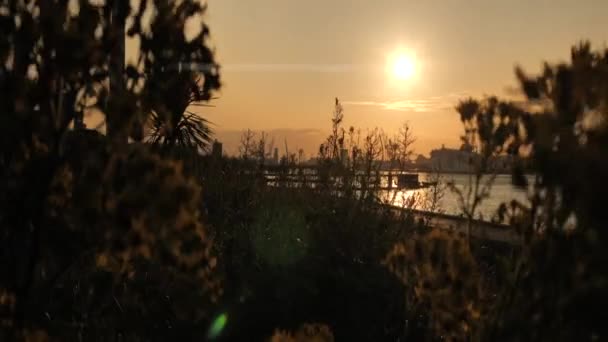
(177, 63, 378, 73)
(223, 64, 361, 73)
(343, 92, 472, 113)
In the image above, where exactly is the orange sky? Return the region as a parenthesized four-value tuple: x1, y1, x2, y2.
(131, 0, 608, 157)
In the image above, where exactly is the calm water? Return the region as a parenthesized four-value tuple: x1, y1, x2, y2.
(384, 173, 530, 220)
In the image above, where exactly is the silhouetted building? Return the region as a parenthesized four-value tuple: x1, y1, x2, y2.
(272, 147, 279, 165)
(415, 154, 431, 169)
(426, 144, 515, 173)
(429, 145, 474, 172)
(212, 140, 223, 158)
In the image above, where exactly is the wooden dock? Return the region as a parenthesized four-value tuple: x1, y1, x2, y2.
(263, 169, 436, 191)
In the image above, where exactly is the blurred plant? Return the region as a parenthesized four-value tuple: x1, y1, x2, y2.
(480, 42, 608, 341)
(386, 42, 608, 341)
(449, 97, 528, 244)
(0, 0, 220, 338)
(420, 172, 446, 215)
(271, 323, 334, 342)
(385, 229, 485, 340)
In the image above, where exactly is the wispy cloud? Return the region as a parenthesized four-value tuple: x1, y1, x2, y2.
(176, 62, 377, 73)
(223, 63, 364, 73)
(343, 92, 472, 113)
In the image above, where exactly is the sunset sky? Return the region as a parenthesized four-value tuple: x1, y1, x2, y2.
(194, 0, 606, 156)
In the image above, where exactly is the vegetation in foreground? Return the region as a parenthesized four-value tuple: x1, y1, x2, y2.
(1, 1, 607, 341)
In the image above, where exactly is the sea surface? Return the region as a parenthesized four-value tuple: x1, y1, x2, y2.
(383, 173, 531, 220)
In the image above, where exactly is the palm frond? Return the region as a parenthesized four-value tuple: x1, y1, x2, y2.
(145, 72, 216, 151)
(146, 110, 214, 151)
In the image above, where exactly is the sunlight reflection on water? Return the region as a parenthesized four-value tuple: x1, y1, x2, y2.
(383, 173, 530, 220)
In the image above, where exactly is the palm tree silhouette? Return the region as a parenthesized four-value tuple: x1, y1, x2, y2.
(147, 74, 216, 151)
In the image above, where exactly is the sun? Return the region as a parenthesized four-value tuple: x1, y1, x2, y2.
(391, 54, 416, 81)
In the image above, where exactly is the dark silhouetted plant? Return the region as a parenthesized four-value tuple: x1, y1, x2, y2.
(387, 42, 608, 342)
(0, 1, 220, 339)
(146, 76, 216, 151)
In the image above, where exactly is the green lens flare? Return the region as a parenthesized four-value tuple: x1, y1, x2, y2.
(207, 313, 228, 339)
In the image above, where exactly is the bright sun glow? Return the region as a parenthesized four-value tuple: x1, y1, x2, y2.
(391, 54, 416, 80)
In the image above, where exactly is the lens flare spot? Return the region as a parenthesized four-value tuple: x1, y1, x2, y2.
(207, 313, 228, 339)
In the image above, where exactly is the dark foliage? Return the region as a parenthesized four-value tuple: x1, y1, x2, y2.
(482, 42, 608, 342)
(0, 1, 220, 340)
(2, 0, 606, 340)
(389, 42, 608, 341)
